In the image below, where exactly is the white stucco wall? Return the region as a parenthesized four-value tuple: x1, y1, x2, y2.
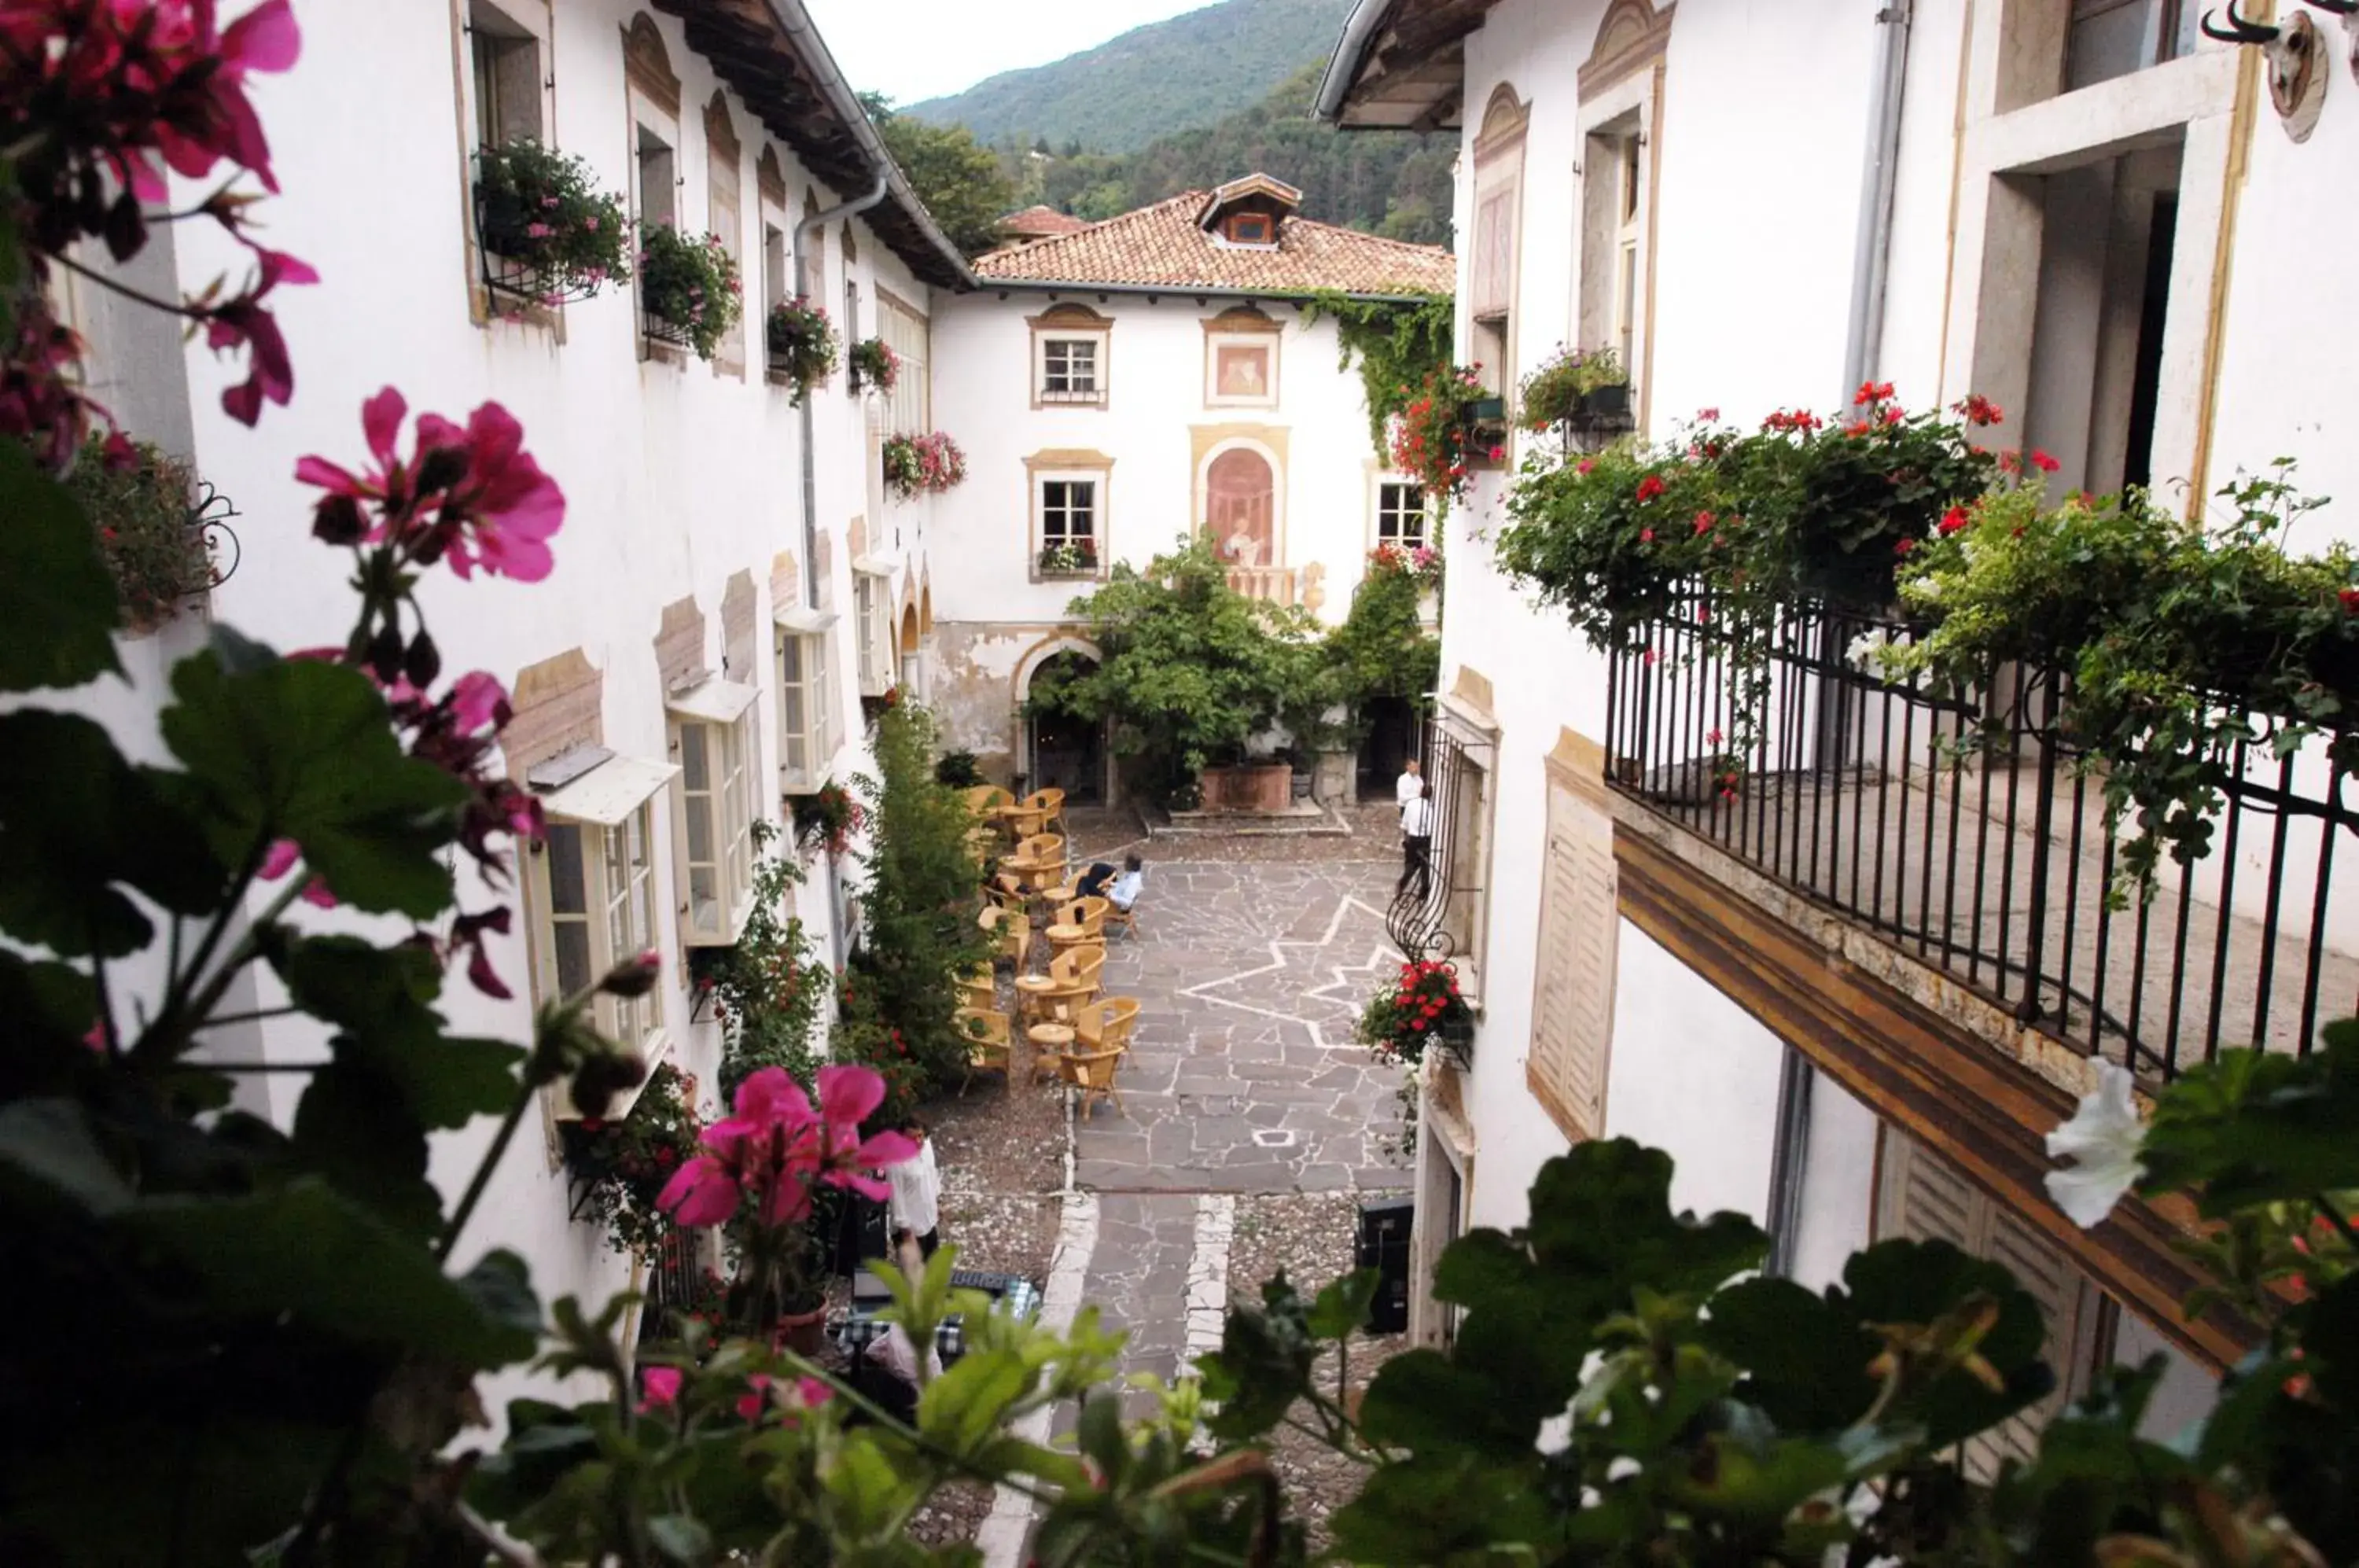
(74, 0, 948, 1411)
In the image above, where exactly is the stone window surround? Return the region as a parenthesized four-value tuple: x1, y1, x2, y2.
(1367, 466, 1431, 550)
(448, 0, 561, 333)
(624, 10, 687, 369)
(1467, 82, 1526, 468)
(704, 90, 747, 378)
(1027, 303, 1113, 410)
(1023, 447, 1115, 583)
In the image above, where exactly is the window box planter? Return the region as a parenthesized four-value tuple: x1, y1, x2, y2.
(881, 432, 966, 499)
(472, 142, 629, 308)
(1577, 381, 1632, 425)
(639, 226, 741, 362)
(1463, 395, 1507, 425)
(764, 297, 838, 405)
(1038, 541, 1098, 577)
(848, 337, 899, 396)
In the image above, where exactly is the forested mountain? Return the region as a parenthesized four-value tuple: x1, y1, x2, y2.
(904, 0, 1351, 155)
(992, 66, 1456, 251)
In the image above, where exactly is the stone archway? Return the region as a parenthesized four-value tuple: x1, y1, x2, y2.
(1014, 635, 1106, 804)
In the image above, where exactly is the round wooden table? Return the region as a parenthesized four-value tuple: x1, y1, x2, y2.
(1013, 974, 1058, 1020)
(1044, 922, 1091, 955)
(1025, 1021, 1075, 1082)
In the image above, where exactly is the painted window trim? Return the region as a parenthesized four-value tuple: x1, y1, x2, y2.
(665, 690, 758, 948)
(1026, 454, 1114, 583)
(1370, 472, 1433, 550)
(451, 0, 561, 333)
(773, 615, 838, 794)
(1203, 329, 1282, 409)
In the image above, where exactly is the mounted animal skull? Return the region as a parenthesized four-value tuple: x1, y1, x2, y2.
(2302, 0, 2359, 82)
(2205, 4, 2328, 142)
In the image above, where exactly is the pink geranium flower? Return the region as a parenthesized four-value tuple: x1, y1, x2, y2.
(639, 1366, 683, 1412)
(257, 837, 336, 908)
(658, 1064, 916, 1231)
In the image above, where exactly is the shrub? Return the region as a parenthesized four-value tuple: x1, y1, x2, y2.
(472, 140, 630, 301)
(764, 296, 839, 404)
(559, 1063, 702, 1257)
(639, 225, 742, 359)
(699, 821, 828, 1104)
(64, 434, 209, 628)
(933, 749, 984, 788)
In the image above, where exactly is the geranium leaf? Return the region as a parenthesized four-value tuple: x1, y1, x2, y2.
(0, 436, 120, 691)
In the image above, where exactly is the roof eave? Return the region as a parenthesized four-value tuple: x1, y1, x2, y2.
(967, 277, 1452, 305)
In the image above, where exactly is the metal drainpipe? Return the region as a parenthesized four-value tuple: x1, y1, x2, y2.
(1841, 1, 1915, 398)
(794, 174, 886, 975)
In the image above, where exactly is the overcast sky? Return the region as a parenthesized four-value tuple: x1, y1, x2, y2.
(802, 0, 1224, 108)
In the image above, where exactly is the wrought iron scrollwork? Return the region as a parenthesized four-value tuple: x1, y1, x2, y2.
(1383, 716, 1486, 967)
(188, 477, 240, 590)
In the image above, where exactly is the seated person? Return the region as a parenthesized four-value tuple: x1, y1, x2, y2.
(1074, 860, 1117, 900)
(1108, 853, 1144, 912)
(866, 1319, 942, 1426)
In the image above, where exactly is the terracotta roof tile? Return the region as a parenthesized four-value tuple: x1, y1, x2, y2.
(975, 190, 1454, 296)
(1000, 204, 1092, 239)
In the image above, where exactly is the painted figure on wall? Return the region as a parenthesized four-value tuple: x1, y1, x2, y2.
(1205, 447, 1275, 568)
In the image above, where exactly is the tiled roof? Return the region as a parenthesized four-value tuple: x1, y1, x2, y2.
(973, 190, 1454, 297)
(1001, 204, 1091, 238)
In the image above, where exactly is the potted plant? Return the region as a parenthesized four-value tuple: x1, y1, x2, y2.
(1038, 538, 1097, 576)
(881, 432, 967, 499)
(472, 140, 630, 305)
(64, 434, 213, 631)
(561, 1063, 705, 1259)
(1389, 363, 1495, 510)
(639, 225, 742, 360)
(789, 781, 862, 857)
(848, 337, 899, 395)
(764, 296, 838, 404)
(1353, 960, 1474, 1066)
(1520, 345, 1623, 429)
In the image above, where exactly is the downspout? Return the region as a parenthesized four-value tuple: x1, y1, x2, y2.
(793, 174, 886, 977)
(1841, 0, 1915, 397)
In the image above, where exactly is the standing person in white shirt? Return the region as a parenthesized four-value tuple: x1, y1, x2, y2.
(1394, 758, 1422, 826)
(885, 1116, 941, 1261)
(1398, 781, 1435, 900)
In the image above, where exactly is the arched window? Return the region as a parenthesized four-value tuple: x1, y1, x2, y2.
(1205, 447, 1275, 568)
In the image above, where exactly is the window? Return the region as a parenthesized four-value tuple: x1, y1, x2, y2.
(1578, 115, 1648, 413)
(1026, 452, 1113, 580)
(1041, 339, 1099, 402)
(529, 752, 677, 1117)
(762, 222, 786, 313)
(468, 0, 543, 149)
(853, 567, 895, 699)
(879, 290, 929, 432)
(1375, 480, 1429, 549)
(774, 609, 837, 793)
(1224, 212, 1274, 245)
(1879, 1132, 2102, 1476)
(1468, 86, 1526, 404)
(1028, 304, 1112, 409)
(1527, 761, 1614, 1140)
(667, 679, 758, 946)
(636, 123, 675, 229)
(2066, 0, 2195, 92)
(1043, 480, 1096, 548)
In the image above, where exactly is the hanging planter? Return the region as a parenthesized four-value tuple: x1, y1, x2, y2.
(1387, 363, 1491, 510)
(639, 225, 742, 361)
(473, 141, 629, 307)
(881, 432, 966, 499)
(1354, 959, 1475, 1067)
(67, 435, 219, 631)
(848, 337, 899, 395)
(764, 296, 839, 404)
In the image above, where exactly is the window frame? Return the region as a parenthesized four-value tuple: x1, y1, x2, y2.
(704, 93, 746, 376)
(1203, 328, 1281, 410)
(1525, 756, 1616, 1142)
(1026, 304, 1113, 410)
(666, 679, 759, 948)
(774, 609, 839, 794)
(1026, 451, 1114, 583)
(878, 288, 931, 433)
(852, 565, 896, 699)
(623, 13, 685, 361)
(1372, 475, 1431, 550)
(453, 0, 556, 327)
(527, 752, 677, 1121)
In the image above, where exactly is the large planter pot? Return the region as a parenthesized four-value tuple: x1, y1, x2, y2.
(772, 1305, 828, 1356)
(1197, 763, 1293, 813)
(1578, 381, 1633, 423)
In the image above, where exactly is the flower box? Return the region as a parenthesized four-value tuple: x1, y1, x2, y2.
(881, 431, 966, 499)
(764, 297, 839, 404)
(472, 142, 628, 308)
(1577, 381, 1632, 424)
(639, 226, 742, 362)
(1038, 540, 1099, 577)
(848, 337, 899, 395)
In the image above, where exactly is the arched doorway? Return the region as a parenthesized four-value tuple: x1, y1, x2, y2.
(1204, 447, 1275, 567)
(1358, 695, 1419, 800)
(897, 604, 921, 694)
(1025, 650, 1105, 804)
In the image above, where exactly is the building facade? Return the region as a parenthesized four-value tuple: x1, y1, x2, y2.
(1322, 0, 2359, 1448)
(925, 175, 1454, 797)
(70, 0, 971, 1408)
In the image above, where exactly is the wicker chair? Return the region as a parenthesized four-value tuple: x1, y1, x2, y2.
(977, 904, 1030, 968)
(1061, 1044, 1125, 1117)
(956, 1007, 1011, 1095)
(955, 963, 997, 1014)
(1024, 786, 1069, 838)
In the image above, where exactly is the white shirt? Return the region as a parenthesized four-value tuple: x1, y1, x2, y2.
(874, 1322, 942, 1389)
(886, 1139, 940, 1238)
(1109, 868, 1143, 910)
(1401, 797, 1434, 838)
(1396, 771, 1422, 822)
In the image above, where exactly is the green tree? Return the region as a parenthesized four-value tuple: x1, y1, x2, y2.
(1312, 554, 1440, 749)
(864, 93, 1018, 258)
(1029, 534, 1323, 806)
(847, 701, 991, 1095)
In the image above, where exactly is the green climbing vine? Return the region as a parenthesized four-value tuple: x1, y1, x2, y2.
(1301, 289, 1456, 460)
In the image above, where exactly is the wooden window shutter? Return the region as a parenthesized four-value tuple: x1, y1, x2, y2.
(1473, 190, 1514, 317)
(1881, 1132, 2096, 1478)
(1527, 779, 1617, 1142)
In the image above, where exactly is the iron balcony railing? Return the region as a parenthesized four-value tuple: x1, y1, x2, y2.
(1603, 591, 2359, 1083)
(1386, 716, 1486, 978)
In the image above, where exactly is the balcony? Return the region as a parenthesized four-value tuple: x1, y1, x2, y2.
(1225, 565, 1301, 605)
(1604, 592, 2359, 1082)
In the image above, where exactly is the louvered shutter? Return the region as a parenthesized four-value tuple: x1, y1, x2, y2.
(1527, 781, 1618, 1142)
(1881, 1132, 2096, 1480)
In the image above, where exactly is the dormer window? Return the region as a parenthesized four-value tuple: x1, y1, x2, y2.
(1195, 172, 1302, 250)
(1225, 213, 1274, 246)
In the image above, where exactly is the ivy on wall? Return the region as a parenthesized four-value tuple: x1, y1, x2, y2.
(1301, 289, 1456, 460)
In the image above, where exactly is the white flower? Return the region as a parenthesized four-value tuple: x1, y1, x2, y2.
(1905, 574, 1944, 603)
(1534, 1408, 1574, 1457)
(1845, 627, 1912, 678)
(2043, 1061, 2147, 1228)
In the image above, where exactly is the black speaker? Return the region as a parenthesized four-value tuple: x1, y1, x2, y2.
(1357, 1195, 1414, 1334)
